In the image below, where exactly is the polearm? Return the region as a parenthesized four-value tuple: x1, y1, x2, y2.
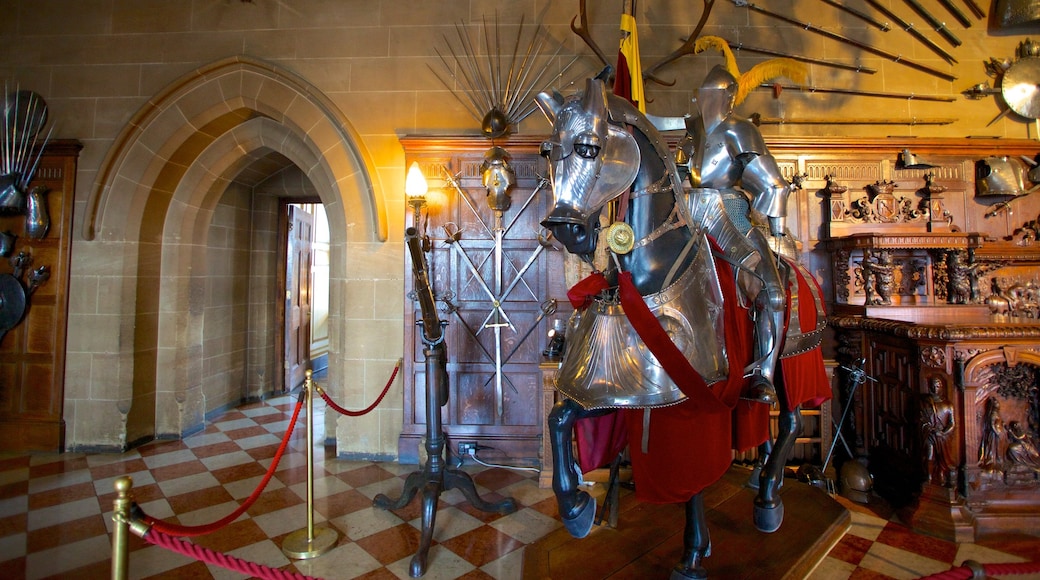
(749, 113, 956, 126)
(727, 40, 877, 74)
(763, 84, 956, 102)
(820, 0, 890, 32)
(860, 0, 958, 64)
(901, 0, 962, 47)
(733, 1, 957, 81)
(936, 0, 972, 28)
(961, 0, 985, 20)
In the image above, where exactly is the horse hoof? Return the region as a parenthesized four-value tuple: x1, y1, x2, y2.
(670, 564, 708, 579)
(561, 491, 596, 538)
(753, 501, 784, 533)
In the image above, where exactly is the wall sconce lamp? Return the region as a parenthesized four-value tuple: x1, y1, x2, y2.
(405, 161, 428, 227)
(897, 148, 938, 170)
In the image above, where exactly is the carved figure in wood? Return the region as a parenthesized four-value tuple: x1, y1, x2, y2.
(920, 377, 955, 487)
(1006, 421, 1040, 474)
(979, 396, 1006, 472)
(947, 251, 980, 304)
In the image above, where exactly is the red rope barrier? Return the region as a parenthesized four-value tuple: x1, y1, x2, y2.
(140, 395, 305, 537)
(918, 559, 1040, 579)
(318, 360, 400, 417)
(144, 527, 321, 580)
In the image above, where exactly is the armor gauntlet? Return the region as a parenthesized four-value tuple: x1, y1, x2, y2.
(741, 154, 791, 237)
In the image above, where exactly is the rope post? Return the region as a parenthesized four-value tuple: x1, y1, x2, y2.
(282, 369, 339, 560)
(111, 476, 134, 580)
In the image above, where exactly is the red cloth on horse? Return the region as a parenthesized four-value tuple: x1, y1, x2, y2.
(571, 256, 832, 502)
(779, 262, 832, 411)
(624, 256, 765, 502)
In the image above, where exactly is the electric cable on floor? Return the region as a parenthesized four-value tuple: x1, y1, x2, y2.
(466, 448, 540, 473)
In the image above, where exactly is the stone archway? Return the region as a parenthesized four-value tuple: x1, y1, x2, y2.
(81, 56, 385, 444)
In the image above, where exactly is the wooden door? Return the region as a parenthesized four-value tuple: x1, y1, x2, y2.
(284, 205, 313, 391)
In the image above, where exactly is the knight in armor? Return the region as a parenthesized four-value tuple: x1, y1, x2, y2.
(674, 61, 795, 405)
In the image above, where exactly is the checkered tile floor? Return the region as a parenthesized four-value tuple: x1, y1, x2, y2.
(1, 392, 1037, 579)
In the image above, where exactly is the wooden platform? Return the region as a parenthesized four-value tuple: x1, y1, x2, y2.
(523, 466, 850, 579)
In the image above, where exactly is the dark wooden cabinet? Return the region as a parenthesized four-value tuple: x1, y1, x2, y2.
(0, 140, 81, 452)
(399, 136, 571, 465)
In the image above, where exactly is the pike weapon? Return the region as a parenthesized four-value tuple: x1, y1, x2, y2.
(821, 0, 890, 32)
(727, 40, 877, 74)
(749, 113, 956, 126)
(861, 0, 957, 64)
(764, 84, 956, 102)
(901, 0, 962, 47)
(961, 0, 985, 20)
(733, 1, 956, 81)
(936, 0, 972, 28)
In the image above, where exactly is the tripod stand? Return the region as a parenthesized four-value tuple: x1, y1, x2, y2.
(374, 229, 517, 578)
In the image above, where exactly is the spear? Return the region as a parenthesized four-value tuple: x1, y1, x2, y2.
(733, 1, 956, 81)
(860, 0, 958, 64)
(763, 84, 956, 102)
(727, 40, 877, 74)
(749, 113, 956, 126)
(821, 0, 890, 32)
(902, 0, 962, 47)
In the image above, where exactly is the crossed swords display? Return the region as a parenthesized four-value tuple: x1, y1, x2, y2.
(440, 168, 555, 417)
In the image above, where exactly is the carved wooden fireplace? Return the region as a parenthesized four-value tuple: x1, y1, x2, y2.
(813, 138, 1040, 541)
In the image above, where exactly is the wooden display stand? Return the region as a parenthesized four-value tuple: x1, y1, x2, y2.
(0, 140, 80, 452)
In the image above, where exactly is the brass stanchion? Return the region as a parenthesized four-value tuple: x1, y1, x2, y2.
(282, 369, 339, 559)
(111, 476, 134, 580)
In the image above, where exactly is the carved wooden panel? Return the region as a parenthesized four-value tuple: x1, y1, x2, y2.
(400, 137, 570, 465)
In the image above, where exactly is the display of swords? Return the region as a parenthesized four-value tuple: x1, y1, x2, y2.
(440, 165, 552, 417)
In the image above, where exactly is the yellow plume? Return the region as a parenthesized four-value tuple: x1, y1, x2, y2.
(694, 35, 739, 78)
(735, 58, 808, 106)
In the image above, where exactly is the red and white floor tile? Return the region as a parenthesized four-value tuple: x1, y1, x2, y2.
(1, 393, 1038, 579)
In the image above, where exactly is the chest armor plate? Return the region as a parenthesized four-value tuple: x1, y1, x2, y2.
(691, 121, 742, 189)
(555, 238, 729, 409)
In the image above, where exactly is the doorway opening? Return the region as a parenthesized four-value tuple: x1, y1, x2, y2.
(278, 199, 330, 392)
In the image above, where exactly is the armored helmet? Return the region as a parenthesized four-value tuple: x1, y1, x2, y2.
(840, 458, 874, 504)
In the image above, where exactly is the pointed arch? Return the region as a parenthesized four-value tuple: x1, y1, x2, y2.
(79, 56, 386, 440)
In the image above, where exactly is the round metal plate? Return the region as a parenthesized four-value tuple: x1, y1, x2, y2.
(1002, 57, 1040, 119)
(0, 273, 27, 335)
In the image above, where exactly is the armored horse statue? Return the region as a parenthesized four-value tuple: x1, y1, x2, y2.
(535, 75, 829, 579)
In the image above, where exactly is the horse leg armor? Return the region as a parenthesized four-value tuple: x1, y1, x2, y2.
(548, 398, 600, 538)
(753, 403, 803, 533)
(671, 493, 711, 580)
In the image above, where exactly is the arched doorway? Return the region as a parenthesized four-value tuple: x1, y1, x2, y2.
(82, 56, 384, 444)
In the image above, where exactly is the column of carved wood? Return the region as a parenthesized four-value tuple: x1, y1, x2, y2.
(0, 140, 80, 452)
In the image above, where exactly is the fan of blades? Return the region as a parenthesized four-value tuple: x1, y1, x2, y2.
(429, 14, 585, 139)
(0, 86, 53, 213)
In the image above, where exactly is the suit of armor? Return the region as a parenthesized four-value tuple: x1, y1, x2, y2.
(675, 65, 792, 404)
